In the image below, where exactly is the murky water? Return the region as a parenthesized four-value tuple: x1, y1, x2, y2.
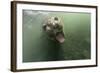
(23, 10, 91, 62)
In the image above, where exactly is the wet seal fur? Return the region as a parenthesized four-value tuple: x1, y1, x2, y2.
(43, 16, 65, 43)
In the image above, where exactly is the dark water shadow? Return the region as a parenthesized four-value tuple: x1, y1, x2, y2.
(40, 33, 65, 61)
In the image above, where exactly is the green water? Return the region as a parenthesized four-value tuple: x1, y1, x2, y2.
(23, 10, 91, 62)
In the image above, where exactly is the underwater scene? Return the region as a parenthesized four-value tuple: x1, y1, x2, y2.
(22, 10, 91, 62)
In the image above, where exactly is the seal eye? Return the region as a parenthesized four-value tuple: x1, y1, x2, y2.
(54, 17, 58, 20)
